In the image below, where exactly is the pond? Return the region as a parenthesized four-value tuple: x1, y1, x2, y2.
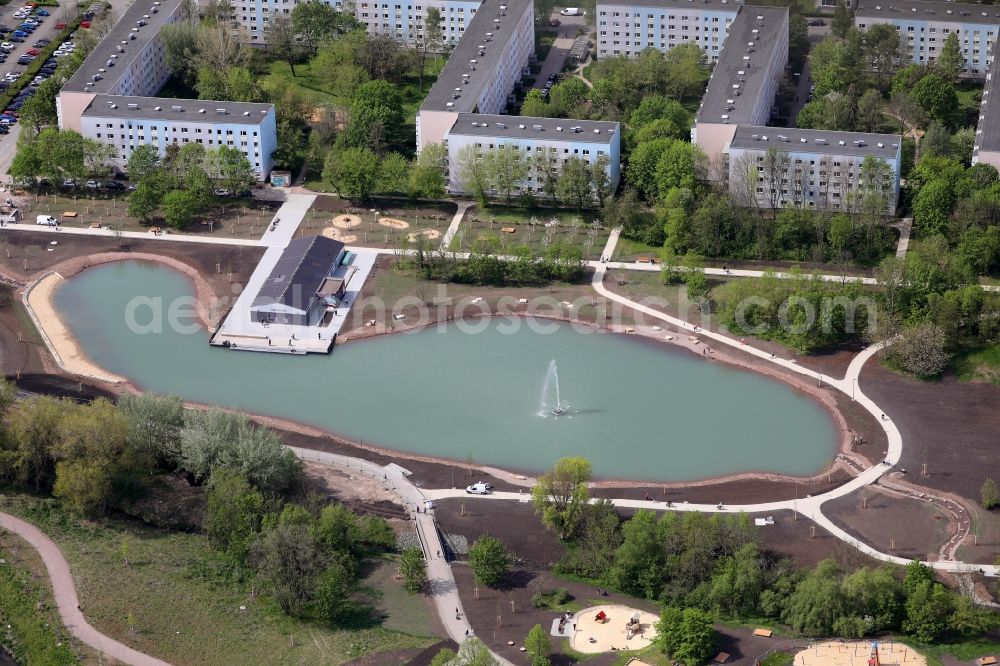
(54, 261, 839, 481)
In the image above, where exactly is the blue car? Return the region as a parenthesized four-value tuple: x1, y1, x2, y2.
(35, 9, 48, 16)
(13, 31, 28, 38)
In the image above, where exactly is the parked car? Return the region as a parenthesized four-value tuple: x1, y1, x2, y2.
(13, 31, 28, 39)
(85, 179, 100, 190)
(35, 214, 58, 226)
(35, 9, 48, 15)
(105, 180, 125, 191)
(549, 18, 560, 26)
(61, 178, 76, 188)
(808, 18, 825, 26)
(25, 48, 38, 55)
(465, 482, 493, 495)
(54, 22, 65, 29)
(559, 7, 580, 15)
(0, 125, 9, 135)
(214, 188, 231, 196)
(8, 36, 23, 42)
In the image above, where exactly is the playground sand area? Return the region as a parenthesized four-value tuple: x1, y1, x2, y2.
(408, 228, 442, 242)
(380, 217, 410, 229)
(792, 640, 927, 666)
(322, 226, 358, 244)
(331, 214, 362, 229)
(569, 604, 658, 654)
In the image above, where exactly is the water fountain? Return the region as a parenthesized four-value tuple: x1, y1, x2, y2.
(540, 359, 568, 416)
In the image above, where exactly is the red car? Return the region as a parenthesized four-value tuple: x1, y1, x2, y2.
(54, 21, 65, 29)
(25, 48, 38, 55)
(80, 20, 90, 28)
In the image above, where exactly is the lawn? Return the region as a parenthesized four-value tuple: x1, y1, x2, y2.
(19, 192, 280, 239)
(450, 205, 610, 259)
(951, 341, 1000, 385)
(613, 236, 665, 262)
(0, 493, 436, 666)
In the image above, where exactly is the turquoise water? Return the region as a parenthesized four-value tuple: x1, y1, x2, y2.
(54, 261, 838, 481)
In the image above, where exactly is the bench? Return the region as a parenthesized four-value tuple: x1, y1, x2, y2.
(501, 226, 516, 233)
(753, 628, 773, 638)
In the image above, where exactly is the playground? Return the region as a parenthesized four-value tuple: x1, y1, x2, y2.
(791, 640, 927, 666)
(569, 604, 658, 654)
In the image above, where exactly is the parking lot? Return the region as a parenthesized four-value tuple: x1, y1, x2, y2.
(0, 3, 86, 131)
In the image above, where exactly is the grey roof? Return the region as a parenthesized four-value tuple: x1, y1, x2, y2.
(252, 236, 346, 310)
(447, 113, 619, 142)
(597, 0, 740, 11)
(695, 6, 788, 125)
(81, 94, 274, 123)
(728, 125, 902, 158)
(420, 0, 532, 113)
(855, 0, 1000, 25)
(975, 53, 1000, 155)
(63, 0, 184, 95)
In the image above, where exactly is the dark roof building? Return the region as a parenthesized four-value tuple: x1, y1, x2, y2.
(250, 236, 347, 326)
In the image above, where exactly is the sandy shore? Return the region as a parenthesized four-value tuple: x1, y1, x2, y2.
(20, 255, 867, 490)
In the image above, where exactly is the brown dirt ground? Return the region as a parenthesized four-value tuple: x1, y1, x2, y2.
(825, 487, 953, 562)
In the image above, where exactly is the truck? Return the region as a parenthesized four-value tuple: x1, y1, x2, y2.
(465, 482, 494, 495)
(35, 214, 57, 226)
(559, 7, 581, 15)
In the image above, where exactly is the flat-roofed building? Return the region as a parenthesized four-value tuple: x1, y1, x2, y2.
(444, 113, 621, 195)
(973, 49, 1000, 168)
(234, 0, 484, 45)
(855, 0, 1000, 78)
(692, 5, 788, 171)
(725, 126, 902, 213)
(416, 0, 534, 150)
(56, 0, 278, 179)
(250, 235, 348, 326)
(595, 0, 742, 61)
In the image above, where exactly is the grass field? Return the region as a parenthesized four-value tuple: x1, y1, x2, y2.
(952, 341, 1000, 385)
(613, 237, 665, 262)
(451, 206, 609, 259)
(18, 192, 278, 239)
(0, 493, 436, 666)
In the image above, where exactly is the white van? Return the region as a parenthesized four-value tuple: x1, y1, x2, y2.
(560, 7, 580, 15)
(35, 214, 57, 226)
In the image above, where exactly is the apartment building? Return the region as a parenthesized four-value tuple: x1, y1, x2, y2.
(235, 0, 483, 45)
(855, 0, 1000, 78)
(595, 0, 742, 61)
(725, 126, 902, 213)
(416, 0, 534, 150)
(56, 0, 277, 179)
(443, 113, 621, 195)
(80, 96, 277, 178)
(973, 49, 1000, 169)
(692, 5, 789, 169)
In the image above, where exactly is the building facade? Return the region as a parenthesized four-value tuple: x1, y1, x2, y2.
(725, 126, 902, 213)
(595, 0, 741, 61)
(855, 0, 1000, 78)
(416, 0, 534, 150)
(973, 47, 1000, 169)
(235, 0, 483, 45)
(443, 114, 621, 196)
(56, 0, 277, 179)
(692, 6, 789, 169)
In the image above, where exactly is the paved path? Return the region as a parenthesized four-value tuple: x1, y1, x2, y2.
(0, 511, 173, 666)
(0, 221, 260, 246)
(894, 217, 913, 259)
(439, 201, 472, 250)
(533, 35, 574, 89)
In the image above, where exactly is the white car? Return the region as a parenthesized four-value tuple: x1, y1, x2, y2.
(35, 215, 58, 226)
(465, 482, 494, 495)
(60, 41, 73, 49)
(559, 7, 581, 15)
(0, 43, 13, 51)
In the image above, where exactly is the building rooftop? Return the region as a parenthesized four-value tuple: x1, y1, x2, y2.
(447, 113, 619, 142)
(252, 236, 346, 311)
(63, 0, 184, 95)
(728, 125, 902, 158)
(420, 0, 532, 113)
(695, 5, 788, 125)
(855, 0, 1000, 25)
(81, 94, 274, 122)
(597, 0, 741, 10)
(975, 53, 1000, 156)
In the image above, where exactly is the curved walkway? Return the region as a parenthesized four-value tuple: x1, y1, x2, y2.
(0, 511, 173, 666)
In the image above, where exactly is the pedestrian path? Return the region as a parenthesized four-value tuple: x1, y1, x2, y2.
(440, 202, 472, 250)
(0, 511, 173, 666)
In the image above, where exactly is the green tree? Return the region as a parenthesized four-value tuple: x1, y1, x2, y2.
(524, 624, 551, 666)
(610, 509, 665, 598)
(205, 470, 265, 562)
(265, 14, 302, 76)
(344, 80, 405, 152)
(126, 144, 162, 185)
(468, 535, 510, 587)
(781, 559, 847, 636)
(911, 74, 960, 128)
(886, 321, 951, 378)
(377, 152, 411, 195)
(429, 648, 456, 666)
(118, 392, 184, 469)
(161, 189, 201, 230)
(531, 456, 592, 540)
(455, 144, 489, 205)
(399, 547, 426, 593)
(657, 607, 716, 666)
(451, 638, 498, 665)
(251, 524, 326, 616)
(556, 156, 593, 209)
(520, 89, 550, 118)
(291, 0, 360, 55)
(982, 478, 999, 510)
(832, 0, 852, 39)
(7, 396, 67, 492)
(214, 145, 257, 195)
(314, 502, 360, 554)
(548, 78, 589, 117)
(314, 551, 357, 623)
(936, 32, 963, 83)
(409, 144, 446, 199)
(903, 580, 954, 642)
(128, 181, 162, 223)
(18, 77, 60, 136)
(485, 145, 530, 202)
(912, 179, 955, 236)
(323, 147, 380, 201)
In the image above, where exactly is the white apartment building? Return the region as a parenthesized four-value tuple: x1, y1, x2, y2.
(236, 0, 483, 45)
(595, 0, 742, 61)
(855, 0, 1000, 78)
(725, 126, 902, 213)
(416, 0, 534, 150)
(56, 0, 277, 179)
(692, 5, 789, 170)
(973, 48, 1000, 169)
(444, 114, 621, 195)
